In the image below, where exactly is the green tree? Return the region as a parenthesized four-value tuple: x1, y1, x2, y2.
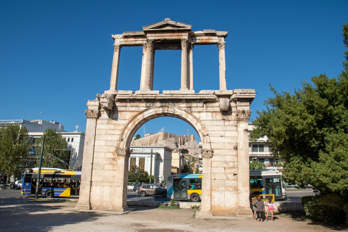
(128, 166, 150, 183)
(134, 134, 141, 140)
(249, 160, 265, 170)
(0, 125, 32, 178)
(252, 75, 347, 197)
(35, 128, 69, 169)
(251, 25, 348, 198)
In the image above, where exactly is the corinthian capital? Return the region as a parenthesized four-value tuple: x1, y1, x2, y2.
(181, 38, 188, 48)
(116, 147, 131, 158)
(236, 110, 251, 122)
(217, 41, 226, 50)
(85, 109, 99, 119)
(113, 44, 121, 52)
(202, 149, 213, 159)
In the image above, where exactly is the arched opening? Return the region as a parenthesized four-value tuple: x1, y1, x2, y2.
(122, 110, 208, 205)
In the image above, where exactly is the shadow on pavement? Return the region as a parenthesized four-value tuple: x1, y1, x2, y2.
(0, 194, 100, 231)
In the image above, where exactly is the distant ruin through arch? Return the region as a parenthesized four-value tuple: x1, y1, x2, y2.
(76, 19, 256, 216)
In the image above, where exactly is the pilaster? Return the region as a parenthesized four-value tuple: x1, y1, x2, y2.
(76, 99, 100, 210)
(236, 109, 252, 215)
(199, 149, 214, 216)
(115, 147, 131, 211)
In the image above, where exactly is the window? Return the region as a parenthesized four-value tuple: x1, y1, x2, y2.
(139, 158, 145, 171)
(250, 177, 263, 188)
(71, 138, 74, 142)
(252, 144, 264, 152)
(130, 158, 136, 171)
(259, 144, 264, 152)
(189, 178, 202, 190)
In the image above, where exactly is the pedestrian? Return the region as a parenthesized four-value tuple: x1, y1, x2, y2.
(250, 197, 257, 220)
(265, 197, 275, 221)
(254, 195, 265, 222)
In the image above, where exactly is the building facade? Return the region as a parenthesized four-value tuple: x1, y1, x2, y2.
(129, 146, 172, 183)
(248, 124, 279, 169)
(0, 119, 85, 170)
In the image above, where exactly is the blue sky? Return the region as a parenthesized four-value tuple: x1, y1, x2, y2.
(0, 0, 347, 141)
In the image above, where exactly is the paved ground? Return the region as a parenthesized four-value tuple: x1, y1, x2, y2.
(0, 189, 344, 232)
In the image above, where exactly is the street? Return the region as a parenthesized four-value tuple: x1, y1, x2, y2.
(0, 188, 338, 232)
(285, 188, 317, 203)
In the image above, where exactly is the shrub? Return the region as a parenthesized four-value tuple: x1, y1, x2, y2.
(302, 195, 347, 226)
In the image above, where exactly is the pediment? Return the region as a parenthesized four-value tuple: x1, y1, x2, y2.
(143, 18, 192, 32)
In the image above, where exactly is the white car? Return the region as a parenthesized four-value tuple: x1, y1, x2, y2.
(15, 179, 22, 188)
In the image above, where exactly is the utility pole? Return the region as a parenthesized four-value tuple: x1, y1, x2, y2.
(35, 135, 45, 199)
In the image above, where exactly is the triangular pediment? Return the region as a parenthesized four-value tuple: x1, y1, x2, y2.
(143, 18, 192, 32)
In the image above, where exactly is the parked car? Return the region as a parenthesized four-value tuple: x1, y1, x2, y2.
(15, 179, 22, 189)
(137, 184, 167, 197)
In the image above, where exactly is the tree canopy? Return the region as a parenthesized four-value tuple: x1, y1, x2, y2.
(35, 128, 69, 169)
(251, 25, 348, 198)
(0, 125, 32, 176)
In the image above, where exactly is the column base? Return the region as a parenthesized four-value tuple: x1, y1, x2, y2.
(236, 206, 252, 217)
(75, 202, 91, 210)
(198, 209, 214, 217)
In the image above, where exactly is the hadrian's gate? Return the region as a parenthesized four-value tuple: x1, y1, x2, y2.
(76, 19, 256, 216)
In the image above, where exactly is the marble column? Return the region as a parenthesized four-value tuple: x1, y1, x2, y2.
(140, 40, 154, 91)
(189, 43, 194, 91)
(109, 44, 121, 91)
(218, 42, 227, 91)
(180, 39, 189, 91)
(76, 102, 99, 210)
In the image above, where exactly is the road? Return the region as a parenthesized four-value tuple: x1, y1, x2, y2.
(284, 188, 317, 203)
(0, 188, 337, 232)
(127, 190, 169, 203)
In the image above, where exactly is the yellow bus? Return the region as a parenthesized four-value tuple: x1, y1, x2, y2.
(21, 168, 81, 198)
(167, 174, 202, 202)
(250, 169, 287, 201)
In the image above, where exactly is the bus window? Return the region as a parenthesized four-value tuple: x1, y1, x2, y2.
(250, 178, 263, 188)
(189, 178, 202, 190)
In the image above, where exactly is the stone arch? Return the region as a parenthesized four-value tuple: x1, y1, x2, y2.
(118, 105, 212, 151)
(76, 19, 256, 216)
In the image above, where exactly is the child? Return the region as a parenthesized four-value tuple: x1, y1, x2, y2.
(251, 197, 257, 220)
(266, 197, 275, 221)
(254, 195, 264, 221)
